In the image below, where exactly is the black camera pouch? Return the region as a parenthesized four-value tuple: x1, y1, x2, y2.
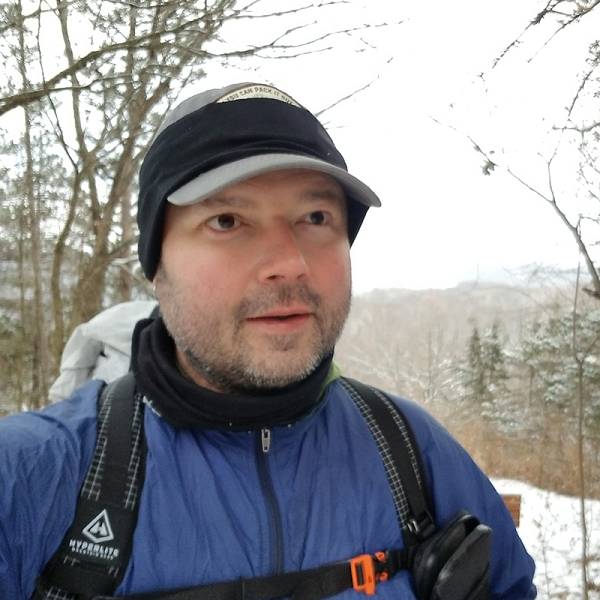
(412, 512, 491, 600)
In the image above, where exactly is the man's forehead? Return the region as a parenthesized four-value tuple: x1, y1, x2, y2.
(198, 169, 346, 207)
(230, 168, 344, 189)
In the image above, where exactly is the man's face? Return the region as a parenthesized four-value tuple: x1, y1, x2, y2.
(154, 168, 352, 394)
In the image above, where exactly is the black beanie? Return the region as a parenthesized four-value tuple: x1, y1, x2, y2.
(137, 83, 380, 280)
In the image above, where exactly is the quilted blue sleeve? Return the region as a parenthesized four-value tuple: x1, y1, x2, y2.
(0, 380, 102, 600)
(392, 396, 537, 599)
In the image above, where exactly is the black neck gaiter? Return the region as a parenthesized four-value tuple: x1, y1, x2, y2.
(131, 317, 333, 431)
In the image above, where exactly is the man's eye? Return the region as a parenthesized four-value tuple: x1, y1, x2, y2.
(206, 214, 240, 231)
(305, 211, 328, 225)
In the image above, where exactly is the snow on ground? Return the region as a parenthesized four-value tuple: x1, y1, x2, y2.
(493, 479, 600, 599)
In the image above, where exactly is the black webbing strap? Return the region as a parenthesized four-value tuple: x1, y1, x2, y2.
(96, 562, 351, 600)
(93, 549, 409, 600)
(34, 373, 146, 600)
(341, 378, 435, 546)
(102, 374, 137, 506)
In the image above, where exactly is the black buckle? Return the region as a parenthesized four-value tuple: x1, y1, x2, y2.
(406, 511, 436, 541)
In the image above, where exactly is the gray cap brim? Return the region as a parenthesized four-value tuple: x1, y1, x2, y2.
(167, 153, 381, 208)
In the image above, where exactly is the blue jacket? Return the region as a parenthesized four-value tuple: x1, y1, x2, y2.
(0, 379, 536, 599)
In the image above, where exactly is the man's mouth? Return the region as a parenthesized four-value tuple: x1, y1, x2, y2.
(245, 307, 313, 330)
(249, 305, 312, 318)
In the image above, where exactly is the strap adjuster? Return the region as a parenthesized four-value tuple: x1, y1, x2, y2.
(350, 552, 390, 595)
(406, 511, 436, 541)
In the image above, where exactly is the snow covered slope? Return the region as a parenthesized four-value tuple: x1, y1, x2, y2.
(493, 479, 600, 599)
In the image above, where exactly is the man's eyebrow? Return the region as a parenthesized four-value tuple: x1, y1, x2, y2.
(300, 187, 346, 203)
(199, 187, 344, 209)
(199, 195, 254, 210)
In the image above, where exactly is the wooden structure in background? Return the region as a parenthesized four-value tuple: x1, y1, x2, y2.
(501, 494, 522, 527)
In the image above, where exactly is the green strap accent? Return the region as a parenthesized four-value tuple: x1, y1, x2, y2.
(320, 361, 342, 396)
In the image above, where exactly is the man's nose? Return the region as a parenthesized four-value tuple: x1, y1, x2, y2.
(256, 222, 309, 283)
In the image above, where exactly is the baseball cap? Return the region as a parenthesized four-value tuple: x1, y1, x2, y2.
(137, 82, 381, 280)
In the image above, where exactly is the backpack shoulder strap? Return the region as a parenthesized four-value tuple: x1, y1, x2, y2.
(340, 377, 436, 546)
(33, 372, 146, 600)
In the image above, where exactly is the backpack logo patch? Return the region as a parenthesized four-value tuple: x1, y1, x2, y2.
(82, 509, 115, 543)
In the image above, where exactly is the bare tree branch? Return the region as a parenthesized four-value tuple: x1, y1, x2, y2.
(315, 76, 381, 118)
(493, 0, 600, 69)
(564, 120, 600, 134)
(431, 114, 600, 299)
(488, 146, 600, 299)
(0, 12, 209, 117)
(228, 0, 349, 20)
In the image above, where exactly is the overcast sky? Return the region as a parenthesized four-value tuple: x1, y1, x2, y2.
(194, 0, 598, 293)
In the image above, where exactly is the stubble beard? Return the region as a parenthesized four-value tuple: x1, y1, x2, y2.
(155, 265, 351, 394)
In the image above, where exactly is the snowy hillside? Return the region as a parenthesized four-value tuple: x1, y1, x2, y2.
(493, 479, 600, 599)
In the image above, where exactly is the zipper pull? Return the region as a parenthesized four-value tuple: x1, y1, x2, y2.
(261, 428, 271, 453)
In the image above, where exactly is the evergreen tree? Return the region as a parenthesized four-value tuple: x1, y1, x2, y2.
(462, 322, 510, 422)
(465, 326, 486, 406)
(517, 309, 600, 437)
(482, 322, 510, 417)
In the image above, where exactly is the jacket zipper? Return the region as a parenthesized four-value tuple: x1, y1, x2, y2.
(256, 427, 284, 574)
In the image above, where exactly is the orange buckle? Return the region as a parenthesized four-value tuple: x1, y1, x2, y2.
(350, 554, 377, 595)
(350, 552, 390, 595)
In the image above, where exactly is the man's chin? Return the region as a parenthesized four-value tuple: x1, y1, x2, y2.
(231, 349, 324, 392)
(240, 363, 317, 391)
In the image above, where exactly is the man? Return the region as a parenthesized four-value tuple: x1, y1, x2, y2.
(0, 82, 536, 599)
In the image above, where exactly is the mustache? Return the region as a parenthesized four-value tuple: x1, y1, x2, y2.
(235, 284, 322, 320)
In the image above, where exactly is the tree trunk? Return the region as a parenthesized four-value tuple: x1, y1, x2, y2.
(117, 193, 134, 302)
(17, 194, 27, 411)
(17, 1, 50, 408)
(23, 112, 50, 408)
(50, 173, 81, 360)
(576, 359, 590, 599)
